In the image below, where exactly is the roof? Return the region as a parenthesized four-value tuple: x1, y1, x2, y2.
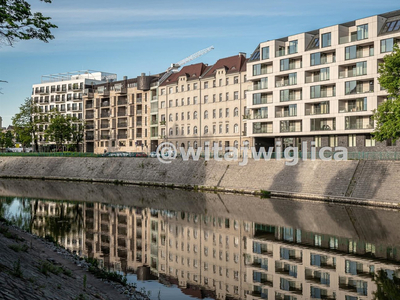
(202, 54, 247, 78)
(160, 63, 208, 86)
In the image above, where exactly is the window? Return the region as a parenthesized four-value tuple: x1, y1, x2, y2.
(288, 40, 298, 54)
(219, 79, 222, 86)
(175, 127, 179, 135)
(193, 96, 198, 104)
(234, 107, 239, 117)
(345, 45, 357, 60)
(169, 128, 173, 136)
(219, 93, 222, 102)
(315, 136, 322, 147)
(253, 64, 261, 76)
(168, 114, 172, 121)
(348, 134, 357, 147)
(219, 109, 223, 118)
(226, 78, 229, 85)
(329, 135, 338, 147)
(187, 97, 190, 105)
(204, 126, 208, 134)
(181, 85, 184, 92)
(193, 111, 198, 119)
(321, 32, 331, 48)
(226, 124, 229, 133)
(181, 112, 184, 120)
(181, 127, 184, 135)
(193, 83, 198, 90)
(234, 91, 239, 100)
(280, 59, 289, 71)
(234, 124, 239, 133)
(234, 76, 239, 84)
(181, 98, 184, 106)
(213, 94, 216, 102)
(219, 124, 222, 134)
(365, 134, 376, 147)
(168, 100, 172, 107)
(226, 92, 229, 101)
(213, 125, 216, 134)
(213, 109, 216, 118)
(187, 84, 190, 91)
(187, 112, 190, 119)
(175, 99, 178, 106)
(187, 126, 190, 135)
(262, 46, 269, 60)
(194, 126, 198, 134)
(381, 38, 394, 53)
(226, 108, 229, 117)
(204, 95, 208, 103)
(357, 24, 368, 40)
(175, 113, 178, 121)
(204, 110, 208, 119)
(204, 81, 208, 89)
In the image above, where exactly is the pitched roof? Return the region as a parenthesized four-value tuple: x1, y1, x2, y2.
(160, 63, 208, 86)
(202, 54, 247, 78)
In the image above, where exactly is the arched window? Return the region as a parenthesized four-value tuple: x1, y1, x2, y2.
(169, 114, 173, 121)
(204, 126, 209, 134)
(234, 124, 239, 133)
(194, 141, 198, 149)
(204, 110, 208, 119)
(187, 112, 190, 120)
(234, 140, 239, 148)
(188, 141, 191, 148)
(234, 107, 239, 117)
(193, 111, 198, 119)
(169, 128, 173, 136)
(194, 126, 198, 134)
(181, 143, 185, 149)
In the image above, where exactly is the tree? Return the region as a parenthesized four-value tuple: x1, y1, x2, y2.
(0, 0, 57, 47)
(373, 43, 400, 142)
(4, 130, 14, 147)
(12, 97, 40, 151)
(45, 113, 71, 151)
(70, 117, 85, 152)
(374, 269, 400, 300)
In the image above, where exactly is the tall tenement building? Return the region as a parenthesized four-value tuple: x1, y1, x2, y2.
(83, 73, 161, 153)
(158, 53, 252, 152)
(32, 70, 116, 150)
(247, 10, 400, 151)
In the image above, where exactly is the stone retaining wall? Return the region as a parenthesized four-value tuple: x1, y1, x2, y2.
(0, 157, 399, 203)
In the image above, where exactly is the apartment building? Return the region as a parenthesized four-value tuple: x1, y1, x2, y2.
(247, 10, 400, 151)
(158, 53, 252, 153)
(83, 73, 160, 153)
(31, 70, 116, 150)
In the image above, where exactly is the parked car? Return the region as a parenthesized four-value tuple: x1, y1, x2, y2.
(129, 152, 148, 157)
(102, 152, 130, 157)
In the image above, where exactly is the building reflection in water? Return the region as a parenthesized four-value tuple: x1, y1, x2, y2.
(27, 199, 400, 300)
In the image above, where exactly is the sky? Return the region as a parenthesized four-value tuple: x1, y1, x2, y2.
(0, 0, 399, 126)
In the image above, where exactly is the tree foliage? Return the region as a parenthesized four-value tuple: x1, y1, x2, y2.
(0, 130, 14, 149)
(0, 0, 57, 46)
(374, 269, 400, 300)
(45, 113, 71, 151)
(12, 97, 41, 150)
(373, 43, 400, 142)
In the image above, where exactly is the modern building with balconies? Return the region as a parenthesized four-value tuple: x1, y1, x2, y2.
(31, 70, 116, 150)
(83, 73, 161, 153)
(247, 10, 400, 151)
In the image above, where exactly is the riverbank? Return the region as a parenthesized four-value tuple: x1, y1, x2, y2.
(0, 219, 148, 300)
(1, 157, 400, 205)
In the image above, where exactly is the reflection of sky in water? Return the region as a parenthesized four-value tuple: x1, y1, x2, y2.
(1, 198, 31, 229)
(127, 274, 213, 300)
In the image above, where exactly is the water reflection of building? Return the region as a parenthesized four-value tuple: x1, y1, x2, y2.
(78, 201, 400, 300)
(30, 200, 84, 254)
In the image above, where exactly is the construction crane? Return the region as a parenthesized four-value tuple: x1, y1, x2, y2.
(159, 46, 214, 84)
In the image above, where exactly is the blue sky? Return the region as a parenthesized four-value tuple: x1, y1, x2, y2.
(0, 0, 398, 126)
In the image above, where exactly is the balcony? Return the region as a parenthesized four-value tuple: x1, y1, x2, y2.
(345, 80, 374, 95)
(101, 101, 110, 107)
(117, 111, 127, 117)
(280, 121, 302, 133)
(339, 98, 367, 113)
(251, 108, 268, 120)
(85, 124, 95, 130)
(345, 116, 374, 130)
(136, 110, 142, 115)
(85, 114, 94, 119)
(311, 118, 336, 131)
(253, 92, 273, 105)
(310, 85, 336, 99)
(280, 89, 302, 102)
(85, 103, 93, 109)
(118, 122, 128, 128)
(117, 98, 128, 105)
(100, 123, 109, 129)
(39, 89, 49, 95)
(115, 84, 126, 94)
(85, 134, 94, 141)
(136, 98, 142, 104)
(117, 134, 127, 139)
(253, 122, 273, 134)
(136, 122, 142, 127)
(72, 84, 83, 91)
(100, 112, 111, 118)
(305, 102, 330, 115)
(100, 135, 110, 140)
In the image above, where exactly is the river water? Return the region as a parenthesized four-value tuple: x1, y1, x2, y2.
(0, 179, 399, 300)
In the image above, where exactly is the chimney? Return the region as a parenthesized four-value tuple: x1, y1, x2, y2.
(239, 52, 246, 58)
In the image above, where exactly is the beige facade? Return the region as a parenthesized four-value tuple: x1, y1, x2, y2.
(84, 74, 160, 154)
(158, 54, 253, 154)
(247, 10, 400, 150)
